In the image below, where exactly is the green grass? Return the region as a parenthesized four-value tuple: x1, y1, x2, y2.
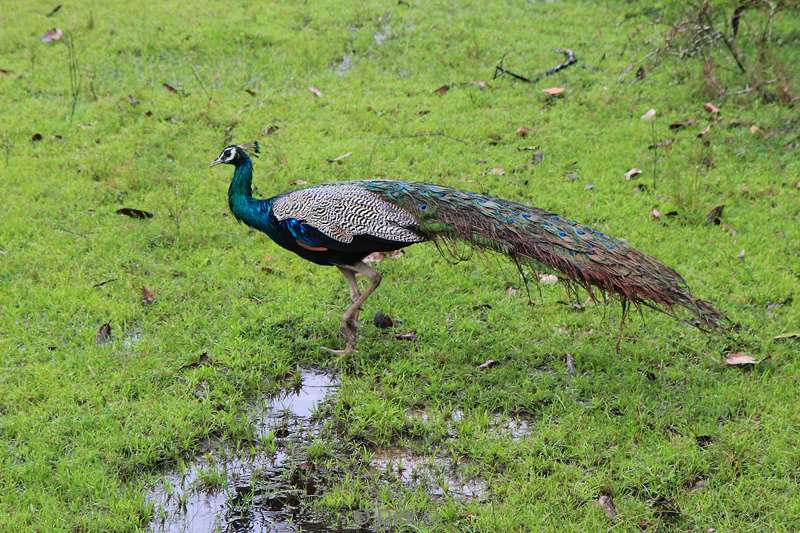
(1, 0, 799, 531)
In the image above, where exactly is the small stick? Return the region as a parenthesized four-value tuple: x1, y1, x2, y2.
(494, 48, 577, 84)
(700, 10, 746, 74)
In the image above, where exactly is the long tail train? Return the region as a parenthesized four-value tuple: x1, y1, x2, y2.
(362, 181, 725, 330)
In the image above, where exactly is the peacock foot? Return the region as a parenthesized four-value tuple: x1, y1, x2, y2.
(321, 345, 356, 356)
(321, 333, 357, 355)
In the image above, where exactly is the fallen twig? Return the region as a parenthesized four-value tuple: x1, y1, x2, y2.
(700, 9, 746, 74)
(493, 48, 577, 84)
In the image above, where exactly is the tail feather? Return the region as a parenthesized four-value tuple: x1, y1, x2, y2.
(363, 180, 725, 330)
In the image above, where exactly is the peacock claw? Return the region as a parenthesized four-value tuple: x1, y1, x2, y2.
(321, 345, 356, 356)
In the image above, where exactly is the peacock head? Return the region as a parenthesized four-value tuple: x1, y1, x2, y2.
(209, 141, 260, 167)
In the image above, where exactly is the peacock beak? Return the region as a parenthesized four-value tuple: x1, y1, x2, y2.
(209, 158, 223, 167)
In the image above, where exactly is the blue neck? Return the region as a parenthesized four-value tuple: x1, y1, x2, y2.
(228, 157, 258, 222)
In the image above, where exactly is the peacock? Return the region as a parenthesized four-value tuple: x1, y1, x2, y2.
(211, 142, 724, 354)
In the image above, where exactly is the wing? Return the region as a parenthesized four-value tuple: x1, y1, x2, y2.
(272, 184, 424, 245)
(281, 218, 335, 250)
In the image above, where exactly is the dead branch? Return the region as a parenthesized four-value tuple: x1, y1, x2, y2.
(493, 48, 577, 84)
(699, 8, 747, 73)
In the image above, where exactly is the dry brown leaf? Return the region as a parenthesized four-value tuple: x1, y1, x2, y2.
(162, 83, 179, 94)
(749, 124, 763, 136)
(722, 223, 737, 237)
(471, 80, 487, 90)
(624, 168, 642, 180)
(648, 138, 674, 149)
(245, 88, 257, 97)
(725, 352, 758, 365)
(669, 118, 697, 130)
(141, 286, 156, 305)
(516, 126, 529, 138)
(477, 359, 498, 370)
(776, 83, 795, 106)
(703, 102, 720, 114)
(543, 87, 564, 96)
(506, 286, 517, 296)
(96, 322, 112, 344)
(697, 124, 712, 139)
(650, 208, 662, 221)
(309, 86, 323, 97)
(686, 478, 706, 491)
(704, 205, 724, 225)
(597, 494, 617, 519)
(433, 84, 450, 95)
(116, 207, 154, 219)
(373, 312, 393, 329)
(641, 108, 656, 121)
(41, 28, 63, 43)
(180, 352, 212, 371)
(263, 125, 279, 136)
(490, 166, 505, 176)
(326, 151, 352, 164)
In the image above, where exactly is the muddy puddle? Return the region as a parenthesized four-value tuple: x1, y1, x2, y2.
(408, 408, 533, 442)
(147, 369, 339, 533)
(148, 370, 496, 532)
(370, 448, 487, 501)
(366, 409, 536, 502)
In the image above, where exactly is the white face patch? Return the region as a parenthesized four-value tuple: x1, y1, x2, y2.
(222, 148, 237, 162)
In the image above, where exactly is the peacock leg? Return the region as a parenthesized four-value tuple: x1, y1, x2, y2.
(344, 261, 381, 330)
(326, 262, 382, 354)
(338, 266, 361, 303)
